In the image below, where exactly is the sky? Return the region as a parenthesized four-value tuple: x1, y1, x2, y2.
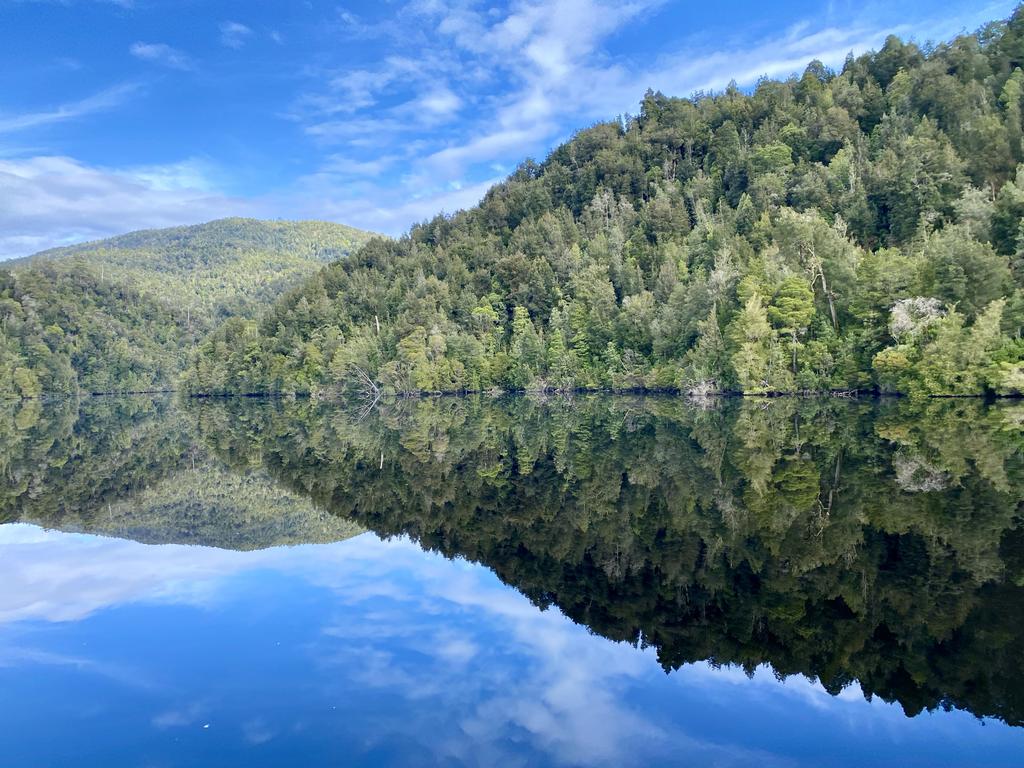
(0, 0, 1019, 259)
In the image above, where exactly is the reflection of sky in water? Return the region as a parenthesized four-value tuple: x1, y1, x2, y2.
(0, 524, 1021, 768)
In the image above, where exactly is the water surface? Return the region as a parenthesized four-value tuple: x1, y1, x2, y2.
(1, 395, 1022, 767)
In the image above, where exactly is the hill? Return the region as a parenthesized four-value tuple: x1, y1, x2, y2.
(9, 218, 374, 323)
(0, 218, 375, 397)
(184, 10, 1024, 399)
(19, 463, 366, 550)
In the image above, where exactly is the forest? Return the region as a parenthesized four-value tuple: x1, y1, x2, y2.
(183, 8, 1024, 398)
(0, 218, 373, 397)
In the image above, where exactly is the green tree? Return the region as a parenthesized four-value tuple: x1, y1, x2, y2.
(768, 277, 816, 375)
(728, 293, 791, 393)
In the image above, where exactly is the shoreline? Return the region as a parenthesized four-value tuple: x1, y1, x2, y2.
(5, 386, 1023, 403)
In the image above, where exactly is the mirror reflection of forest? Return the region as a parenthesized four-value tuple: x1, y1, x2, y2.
(3, 393, 1023, 727)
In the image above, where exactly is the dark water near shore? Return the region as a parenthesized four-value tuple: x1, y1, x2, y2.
(1, 394, 1023, 767)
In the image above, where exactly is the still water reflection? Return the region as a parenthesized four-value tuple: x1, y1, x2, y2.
(1, 394, 1022, 767)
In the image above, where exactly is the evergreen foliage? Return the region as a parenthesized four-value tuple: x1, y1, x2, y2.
(186, 10, 1024, 397)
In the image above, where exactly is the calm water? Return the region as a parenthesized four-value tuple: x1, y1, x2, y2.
(1, 394, 1023, 767)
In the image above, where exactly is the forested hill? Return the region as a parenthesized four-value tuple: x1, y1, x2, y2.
(9, 218, 374, 323)
(0, 218, 375, 397)
(187, 9, 1024, 399)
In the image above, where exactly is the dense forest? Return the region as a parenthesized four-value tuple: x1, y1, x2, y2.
(193, 394, 1024, 725)
(0, 219, 373, 397)
(185, 9, 1024, 398)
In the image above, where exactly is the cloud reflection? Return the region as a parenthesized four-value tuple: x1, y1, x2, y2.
(0, 523, 1015, 767)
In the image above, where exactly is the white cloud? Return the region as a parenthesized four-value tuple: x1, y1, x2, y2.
(220, 20, 253, 49)
(0, 524, 259, 623)
(0, 156, 259, 259)
(152, 702, 208, 729)
(0, 83, 140, 135)
(129, 41, 194, 71)
(424, 125, 551, 176)
(302, 116, 410, 143)
(408, 87, 462, 120)
(320, 153, 400, 177)
(292, 173, 499, 234)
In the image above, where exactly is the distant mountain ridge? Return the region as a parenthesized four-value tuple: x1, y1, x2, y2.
(13, 216, 364, 263)
(0, 217, 377, 397)
(7, 217, 375, 323)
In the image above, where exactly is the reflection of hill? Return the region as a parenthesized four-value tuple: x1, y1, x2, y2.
(3, 394, 1023, 724)
(0, 398, 363, 550)
(32, 464, 364, 550)
(193, 395, 1024, 726)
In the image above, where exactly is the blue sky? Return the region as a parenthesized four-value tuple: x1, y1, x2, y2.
(0, 0, 1018, 258)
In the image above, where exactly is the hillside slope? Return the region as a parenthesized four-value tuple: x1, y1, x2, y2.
(185, 10, 1024, 399)
(0, 218, 375, 397)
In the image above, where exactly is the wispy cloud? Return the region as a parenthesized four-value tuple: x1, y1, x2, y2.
(129, 41, 194, 71)
(278, 0, 1016, 239)
(289, 174, 500, 235)
(220, 20, 253, 49)
(405, 87, 462, 123)
(152, 702, 209, 730)
(0, 83, 139, 135)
